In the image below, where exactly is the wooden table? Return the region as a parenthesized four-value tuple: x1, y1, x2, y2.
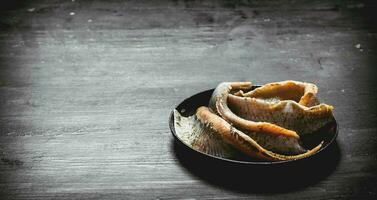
(1, 0, 376, 199)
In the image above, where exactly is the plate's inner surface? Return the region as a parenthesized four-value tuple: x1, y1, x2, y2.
(170, 87, 338, 163)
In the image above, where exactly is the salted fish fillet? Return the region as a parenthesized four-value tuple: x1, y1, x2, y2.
(174, 109, 239, 158)
(175, 106, 322, 161)
(228, 94, 334, 136)
(208, 82, 301, 138)
(229, 80, 334, 136)
(208, 82, 331, 155)
(238, 80, 320, 107)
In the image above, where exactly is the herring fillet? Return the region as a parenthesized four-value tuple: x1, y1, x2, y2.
(174, 81, 333, 161)
(194, 106, 322, 161)
(240, 80, 320, 107)
(228, 81, 334, 136)
(228, 94, 334, 136)
(208, 82, 301, 138)
(174, 109, 238, 158)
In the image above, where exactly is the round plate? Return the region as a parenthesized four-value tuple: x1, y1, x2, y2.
(169, 87, 338, 165)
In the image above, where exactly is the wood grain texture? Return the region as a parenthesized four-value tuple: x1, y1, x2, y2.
(0, 0, 377, 199)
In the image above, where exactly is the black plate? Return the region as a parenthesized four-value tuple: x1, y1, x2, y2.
(169, 87, 338, 165)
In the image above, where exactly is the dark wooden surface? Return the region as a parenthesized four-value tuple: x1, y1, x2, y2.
(1, 0, 377, 199)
